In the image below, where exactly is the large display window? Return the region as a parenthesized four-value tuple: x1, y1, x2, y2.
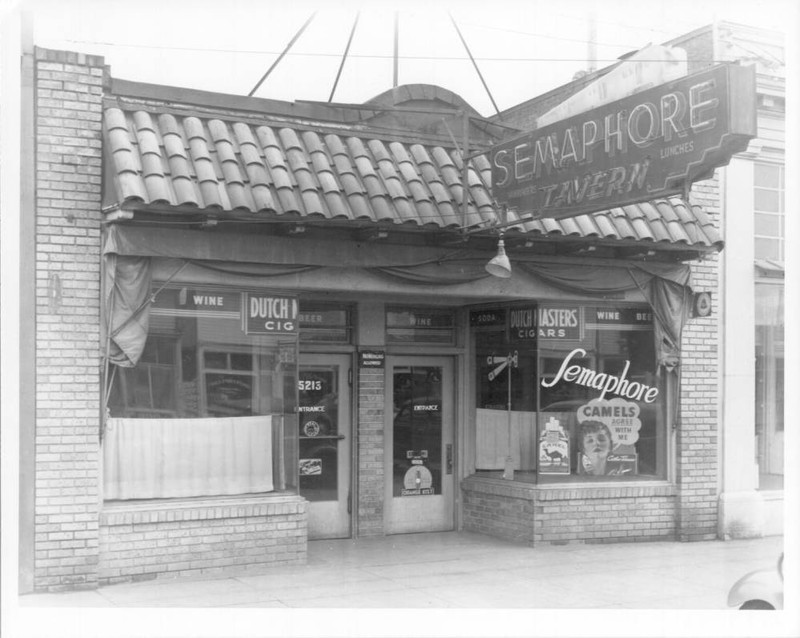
(472, 303, 666, 483)
(104, 285, 298, 500)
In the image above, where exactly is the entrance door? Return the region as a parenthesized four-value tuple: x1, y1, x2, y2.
(385, 356, 455, 534)
(299, 354, 352, 539)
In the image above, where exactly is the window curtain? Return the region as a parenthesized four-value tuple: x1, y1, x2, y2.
(475, 409, 537, 470)
(102, 224, 695, 369)
(101, 252, 153, 368)
(103, 416, 273, 500)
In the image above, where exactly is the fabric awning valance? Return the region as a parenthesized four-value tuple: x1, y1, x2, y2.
(101, 224, 694, 371)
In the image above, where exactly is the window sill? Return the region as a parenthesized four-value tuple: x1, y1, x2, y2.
(101, 492, 305, 526)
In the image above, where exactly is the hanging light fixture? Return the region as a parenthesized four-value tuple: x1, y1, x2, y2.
(485, 236, 512, 278)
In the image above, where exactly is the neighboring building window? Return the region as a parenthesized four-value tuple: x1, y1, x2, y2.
(108, 333, 178, 418)
(105, 286, 299, 500)
(754, 162, 784, 261)
(755, 282, 784, 490)
(472, 304, 665, 483)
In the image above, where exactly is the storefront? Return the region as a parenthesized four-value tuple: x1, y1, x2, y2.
(94, 65, 733, 576)
(18, 46, 752, 590)
(102, 220, 696, 552)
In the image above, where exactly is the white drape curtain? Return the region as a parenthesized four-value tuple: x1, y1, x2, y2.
(103, 416, 273, 500)
(475, 409, 537, 470)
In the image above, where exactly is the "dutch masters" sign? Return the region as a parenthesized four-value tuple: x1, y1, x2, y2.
(490, 64, 756, 220)
(243, 293, 298, 334)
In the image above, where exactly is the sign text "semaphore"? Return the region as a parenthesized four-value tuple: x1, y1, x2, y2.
(541, 348, 659, 403)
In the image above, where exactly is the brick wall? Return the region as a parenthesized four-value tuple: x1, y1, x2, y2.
(462, 478, 677, 545)
(675, 177, 721, 541)
(461, 479, 536, 544)
(357, 367, 385, 535)
(667, 26, 715, 74)
(33, 48, 105, 591)
(99, 496, 306, 585)
(498, 68, 605, 132)
(533, 487, 677, 544)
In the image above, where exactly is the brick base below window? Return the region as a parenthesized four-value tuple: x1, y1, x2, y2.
(461, 477, 677, 545)
(99, 495, 307, 585)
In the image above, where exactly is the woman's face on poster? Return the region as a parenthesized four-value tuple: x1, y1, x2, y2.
(583, 429, 611, 459)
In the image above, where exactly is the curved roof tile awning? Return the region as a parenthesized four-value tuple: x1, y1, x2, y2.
(102, 105, 723, 252)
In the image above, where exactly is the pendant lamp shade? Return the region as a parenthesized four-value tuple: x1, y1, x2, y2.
(485, 238, 512, 278)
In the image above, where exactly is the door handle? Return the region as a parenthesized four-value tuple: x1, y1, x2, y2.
(446, 444, 453, 475)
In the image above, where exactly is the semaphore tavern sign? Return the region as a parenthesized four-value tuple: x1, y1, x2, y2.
(491, 64, 756, 220)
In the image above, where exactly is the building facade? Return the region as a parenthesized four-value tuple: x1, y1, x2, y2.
(496, 20, 787, 540)
(11, 20, 781, 593)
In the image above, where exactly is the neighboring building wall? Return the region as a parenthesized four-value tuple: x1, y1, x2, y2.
(719, 155, 763, 537)
(33, 47, 105, 590)
(670, 22, 785, 539)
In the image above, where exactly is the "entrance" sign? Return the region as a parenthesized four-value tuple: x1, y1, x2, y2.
(490, 64, 756, 220)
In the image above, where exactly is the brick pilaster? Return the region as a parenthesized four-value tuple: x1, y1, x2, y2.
(357, 367, 385, 535)
(33, 48, 105, 590)
(676, 177, 721, 541)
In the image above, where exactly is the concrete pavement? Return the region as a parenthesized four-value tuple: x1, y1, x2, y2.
(18, 531, 784, 609)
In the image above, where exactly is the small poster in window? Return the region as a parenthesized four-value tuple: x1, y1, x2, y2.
(205, 374, 253, 417)
(579, 449, 638, 476)
(576, 398, 642, 476)
(538, 416, 570, 474)
(299, 458, 322, 476)
(401, 460, 434, 496)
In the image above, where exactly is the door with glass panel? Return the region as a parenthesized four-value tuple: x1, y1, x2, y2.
(298, 354, 352, 539)
(385, 356, 455, 534)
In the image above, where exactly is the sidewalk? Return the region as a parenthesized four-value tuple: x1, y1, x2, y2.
(18, 531, 784, 609)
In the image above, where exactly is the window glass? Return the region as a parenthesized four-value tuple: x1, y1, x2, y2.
(110, 335, 177, 418)
(755, 238, 782, 261)
(106, 286, 299, 500)
(392, 366, 443, 496)
(299, 303, 352, 343)
(472, 304, 664, 483)
(755, 283, 784, 490)
(755, 213, 781, 237)
(754, 162, 784, 261)
(298, 365, 340, 501)
(386, 307, 456, 344)
(754, 162, 780, 188)
(476, 331, 538, 412)
(754, 189, 780, 212)
(539, 307, 663, 482)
